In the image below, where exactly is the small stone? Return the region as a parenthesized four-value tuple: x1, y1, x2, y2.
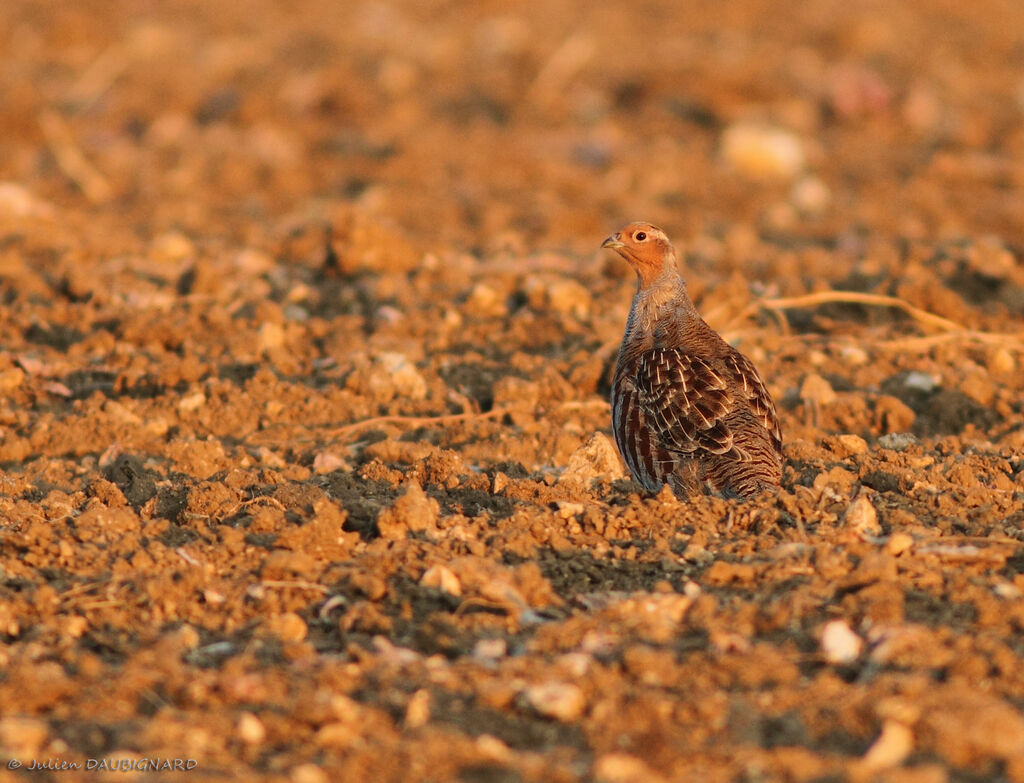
(492, 471, 510, 494)
(994, 583, 1022, 599)
(845, 492, 881, 537)
(63, 615, 89, 638)
(163, 625, 201, 653)
(800, 373, 837, 406)
(967, 235, 1017, 278)
(291, 763, 329, 783)
(791, 175, 831, 214)
(886, 532, 914, 556)
(556, 652, 592, 678)
(682, 544, 713, 566)
(375, 305, 403, 324)
(556, 501, 584, 518)
(16, 356, 43, 375)
(840, 345, 869, 365)
(315, 722, 357, 748)
(821, 619, 863, 664)
(0, 603, 20, 636)
(878, 432, 919, 451)
(0, 368, 25, 392)
(546, 278, 592, 319)
(178, 391, 206, 412)
(473, 638, 508, 660)
(593, 753, 666, 783)
(237, 712, 266, 744)
(313, 451, 349, 474)
(465, 282, 507, 317)
(524, 682, 586, 722)
(0, 181, 55, 218)
(987, 347, 1015, 376)
(835, 434, 869, 456)
(421, 565, 462, 596)
(264, 612, 308, 642)
(151, 230, 195, 261)
(721, 122, 806, 180)
(377, 353, 427, 401)
(105, 399, 142, 424)
(475, 735, 514, 765)
(257, 446, 286, 467)
(146, 417, 170, 437)
(258, 322, 286, 352)
(558, 432, 625, 486)
(862, 720, 914, 770)
(236, 248, 275, 275)
(903, 371, 939, 392)
(43, 381, 73, 397)
(203, 589, 226, 604)
(404, 689, 431, 729)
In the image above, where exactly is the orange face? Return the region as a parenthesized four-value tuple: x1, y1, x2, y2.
(601, 222, 674, 283)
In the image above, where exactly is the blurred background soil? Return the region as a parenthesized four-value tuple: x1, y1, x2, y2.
(1, 1, 1023, 781)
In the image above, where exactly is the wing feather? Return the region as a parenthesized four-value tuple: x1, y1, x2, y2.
(724, 352, 783, 455)
(635, 348, 735, 456)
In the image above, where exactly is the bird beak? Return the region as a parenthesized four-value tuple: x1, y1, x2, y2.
(602, 234, 624, 250)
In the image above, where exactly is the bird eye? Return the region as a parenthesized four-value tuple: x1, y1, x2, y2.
(634, 231, 647, 241)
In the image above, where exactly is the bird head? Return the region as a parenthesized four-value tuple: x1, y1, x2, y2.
(601, 222, 676, 287)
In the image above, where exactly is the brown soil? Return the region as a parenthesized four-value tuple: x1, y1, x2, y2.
(1, 1, 1024, 781)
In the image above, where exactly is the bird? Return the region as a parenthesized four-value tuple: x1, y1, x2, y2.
(602, 221, 783, 499)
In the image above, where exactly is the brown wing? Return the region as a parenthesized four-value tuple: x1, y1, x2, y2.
(634, 348, 736, 456)
(723, 351, 783, 456)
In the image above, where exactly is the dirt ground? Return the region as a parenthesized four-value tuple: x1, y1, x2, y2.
(1, 1, 1024, 781)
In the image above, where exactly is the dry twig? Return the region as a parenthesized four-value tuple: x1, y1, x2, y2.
(724, 290, 1024, 352)
(729, 290, 966, 333)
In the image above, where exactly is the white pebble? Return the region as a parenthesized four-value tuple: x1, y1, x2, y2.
(377, 353, 428, 400)
(721, 122, 806, 180)
(420, 565, 462, 596)
(313, 451, 350, 474)
(473, 638, 508, 660)
(525, 682, 586, 721)
(844, 493, 880, 537)
(237, 712, 266, 744)
(903, 371, 939, 392)
(821, 619, 862, 664)
(178, 391, 206, 412)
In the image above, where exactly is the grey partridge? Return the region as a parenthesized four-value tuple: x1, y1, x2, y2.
(603, 222, 783, 499)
